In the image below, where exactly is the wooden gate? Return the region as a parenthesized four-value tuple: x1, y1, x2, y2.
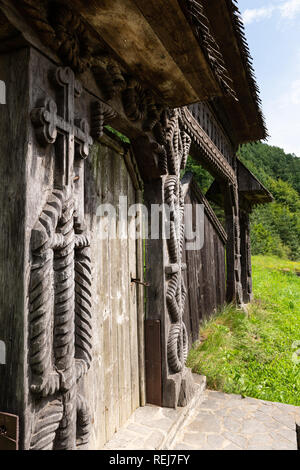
(85, 132, 144, 447)
(182, 174, 227, 348)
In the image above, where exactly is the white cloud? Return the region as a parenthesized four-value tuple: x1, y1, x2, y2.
(265, 79, 300, 156)
(279, 0, 300, 18)
(242, 0, 300, 24)
(243, 6, 275, 24)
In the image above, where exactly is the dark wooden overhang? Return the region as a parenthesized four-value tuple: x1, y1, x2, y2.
(237, 160, 273, 205)
(64, 0, 236, 107)
(201, 0, 267, 144)
(206, 159, 273, 211)
(0, 0, 266, 149)
(0, 0, 236, 106)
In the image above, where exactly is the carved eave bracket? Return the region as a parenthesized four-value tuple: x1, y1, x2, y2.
(180, 107, 236, 185)
(3, 2, 165, 141)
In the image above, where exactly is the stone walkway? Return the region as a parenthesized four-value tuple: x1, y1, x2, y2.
(172, 391, 300, 450)
(103, 375, 300, 451)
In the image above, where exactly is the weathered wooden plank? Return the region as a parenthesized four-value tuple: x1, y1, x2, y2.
(182, 244, 192, 348)
(214, 234, 221, 308)
(128, 169, 140, 414)
(183, 182, 227, 347)
(86, 143, 105, 448)
(145, 320, 162, 406)
(0, 49, 30, 450)
(101, 145, 119, 442)
(136, 190, 146, 407)
(113, 151, 126, 428)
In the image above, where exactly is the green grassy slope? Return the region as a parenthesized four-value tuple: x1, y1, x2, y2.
(187, 255, 300, 405)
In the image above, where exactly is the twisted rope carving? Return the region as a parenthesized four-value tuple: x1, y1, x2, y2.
(122, 78, 147, 122)
(74, 232, 93, 378)
(53, 197, 76, 449)
(164, 111, 191, 374)
(76, 394, 91, 448)
(54, 384, 77, 450)
(19, 1, 92, 74)
(91, 101, 117, 141)
(18, 0, 57, 49)
(92, 56, 126, 100)
(29, 190, 64, 396)
(166, 273, 180, 323)
(30, 398, 64, 450)
(29, 190, 92, 449)
(181, 132, 191, 171)
(49, 3, 92, 74)
(165, 111, 180, 175)
(167, 322, 188, 373)
(53, 197, 75, 386)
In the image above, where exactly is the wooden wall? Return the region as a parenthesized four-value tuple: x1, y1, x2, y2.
(183, 182, 227, 348)
(84, 133, 143, 448)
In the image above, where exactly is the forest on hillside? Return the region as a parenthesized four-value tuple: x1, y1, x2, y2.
(186, 142, 300, 261)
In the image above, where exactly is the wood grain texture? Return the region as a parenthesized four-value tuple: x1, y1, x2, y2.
(0, 48, 30, 450)
(85, 135, 142, 448)
(183, 182, 226, 348)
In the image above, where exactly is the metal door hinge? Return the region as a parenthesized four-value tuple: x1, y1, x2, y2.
(0, 412, 19, 450)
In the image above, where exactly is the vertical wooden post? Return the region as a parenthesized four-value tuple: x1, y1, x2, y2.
(0, 48, 31, 451)
(136, 189, 146, 406)
(143, 179, 165, 407)
(240, 210, 253, 303)
(224, 182, 243, 305)
(134, 109, 195, 409)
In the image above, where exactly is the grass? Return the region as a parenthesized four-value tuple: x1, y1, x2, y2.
(187, 255, 300, 406)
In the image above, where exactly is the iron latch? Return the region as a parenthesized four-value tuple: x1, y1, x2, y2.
(131, 278, 150, 287)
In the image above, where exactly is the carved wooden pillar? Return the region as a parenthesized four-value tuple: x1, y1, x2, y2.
(0, 48, 30, 451)
(224, 182, 243, 305)
(137, 109, 195, 408)
(240, 210, 253, 303)
(0, 47, 96, 450)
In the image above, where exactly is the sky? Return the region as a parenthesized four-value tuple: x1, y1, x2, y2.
(237, 0, 300, 156)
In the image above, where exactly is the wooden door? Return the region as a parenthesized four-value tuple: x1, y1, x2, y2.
(87, 132, 144, 447)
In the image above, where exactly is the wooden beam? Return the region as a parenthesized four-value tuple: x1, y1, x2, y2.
(70, 0, 223, 106)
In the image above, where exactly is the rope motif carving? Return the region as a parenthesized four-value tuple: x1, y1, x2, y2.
(162, 110, 191, 374)
(29, 399, 64, 450)
(19, 1, 91, 73)
(74, 224, 93, 377)
(29, 191, 93, 450)
(76, 394, 91, 448)
(29, 189, 64, 397)
(122, 77, 164, 131)
(18, 0, 57, 49)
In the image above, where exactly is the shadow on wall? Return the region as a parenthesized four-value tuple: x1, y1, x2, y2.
(0, 340, 5, 364)
(0, 80, 5, 104)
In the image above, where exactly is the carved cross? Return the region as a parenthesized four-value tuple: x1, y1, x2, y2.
(29, 66, 93, 450)
(31, 66, 93, 189)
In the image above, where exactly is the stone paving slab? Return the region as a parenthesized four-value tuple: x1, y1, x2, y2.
(103, 376, 300, 451)
(171, 391, 300, 450)
(103, 375, 207, 450)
